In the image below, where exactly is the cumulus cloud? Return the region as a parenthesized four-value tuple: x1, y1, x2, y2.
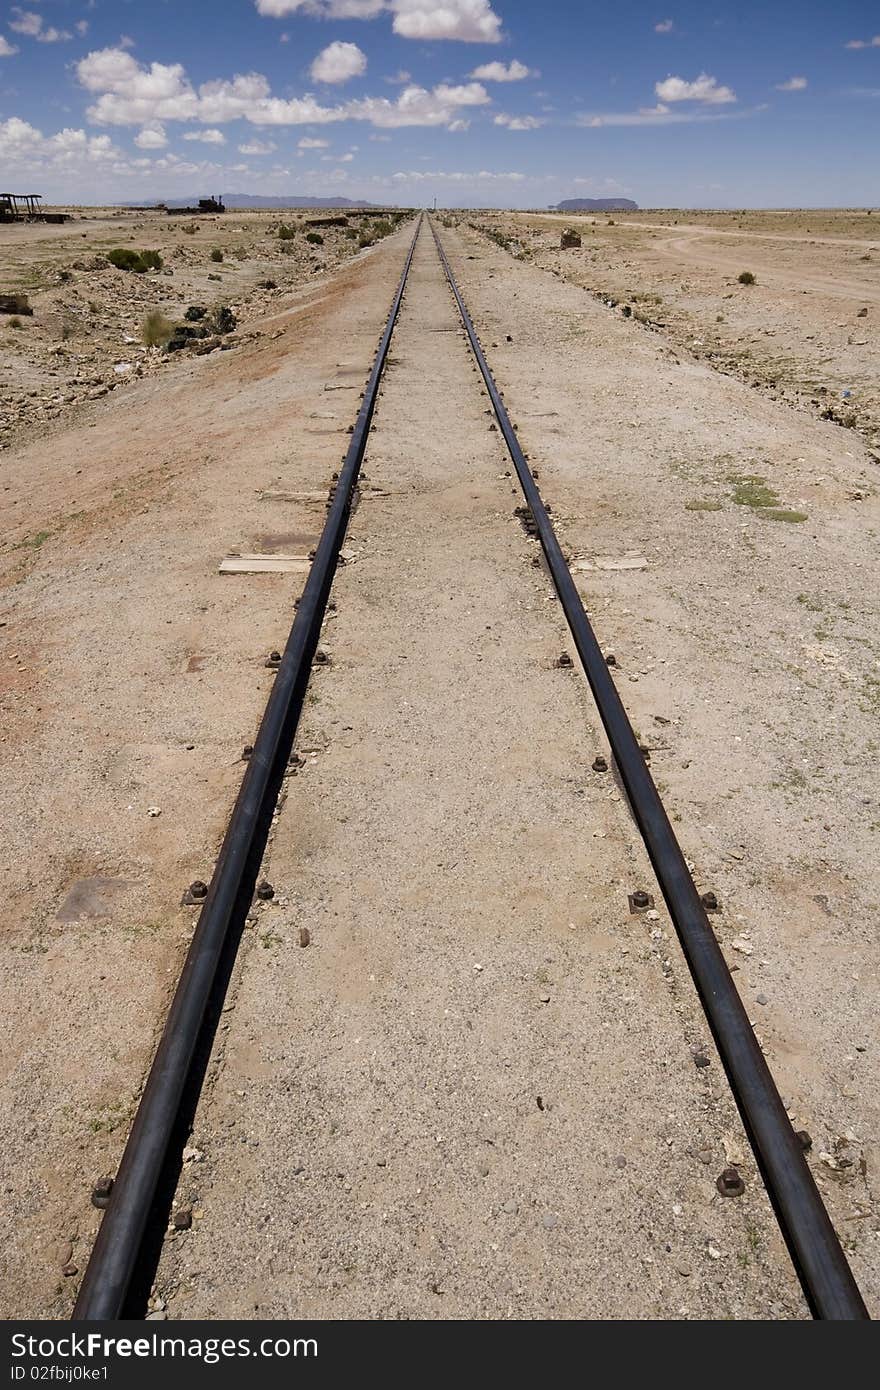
(776, 76, 807, 91)
(493, 112, 542, 129)
(76, 45, 488, 131)
(654, 18, 673, 33)
(9, 8, 72, 42)
(347, 80, 489, 127)
(310, 40, 367, 84)
(238, 138, 277, 153)
(470, 59, 532, 82)
(0, 37, 18, 57)
(254, 0, 502, 41)
(391, 167, 525, 182)
(845, 35, 880, 49)
(0, 116, 122, 165)
(183, 128, 228, 143)
(655, 72, 736, 104)
(134, 124, 168, 149)
(298, 136, 330, 147)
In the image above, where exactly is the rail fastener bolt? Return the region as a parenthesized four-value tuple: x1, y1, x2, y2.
(91, 1176, 114, 1210)
(605, 652, 617, 667)
(629, 890, 654, 914)
(256, 881, 275, 901)
(701, 891, 720, 912)
(314, 649, 330, 666)
(556, 652, 573, 669)
(796, 1130, 813, 1152)
(242, 745, 254, 761)
(183, 880, 208, 906)
(716, 1168, 746, 1198)
(592, 755, 608, 773)
(265, 650, 281, 668)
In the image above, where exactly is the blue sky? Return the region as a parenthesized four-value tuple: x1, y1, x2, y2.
(0, 1, 878, 206)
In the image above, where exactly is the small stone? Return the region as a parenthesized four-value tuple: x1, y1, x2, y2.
(377, 1157, 388, 1168)
(299, 927, 310, 948)
(173, 1207, 193, 1231)
(478, 1163, 489, 1177)
(182, 1146, 204, 1165)
(146, 806, 162, 817)
(615, 1155, 627, 1169)
(91, 1176, 114, 1208)
(61, 1262, 79, 1278)
(697, 1148, 712, 1165)
(755, 993, 768, 1006)
(539, 992, 551, 1004)
(541, 1213, 559, 1230)
(706, 1241, 722, 1260)
(57, 1243, 73, 1267)
(675, 1261, 692, 1278)
(503, 1200, 519, 1214)
(146, 1311, 167, 1321)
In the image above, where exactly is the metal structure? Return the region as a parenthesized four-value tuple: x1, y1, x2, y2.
(429, 216, 868, 1322)
(0, 192, 69, 224)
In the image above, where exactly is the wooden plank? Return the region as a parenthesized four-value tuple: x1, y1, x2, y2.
(219, 553, 311, 574)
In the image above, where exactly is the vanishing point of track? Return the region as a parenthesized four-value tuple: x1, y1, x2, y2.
(73, 215, 869, 1321)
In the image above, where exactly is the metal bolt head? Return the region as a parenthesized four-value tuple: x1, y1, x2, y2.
(189, 880, 208, 901)
(716, 1167, 745, 1197)
(631, 889, 651, 910)
(592, 755, 608, 773)
(91, 1176, 114, 1209)
(701, 891, 719, 912)
(256, 881, 274, 901)
(242, 745, 254, 761)
(605, 652, 617, 667)
(556, 652, 573, 669)
(314, 649, 330, 665)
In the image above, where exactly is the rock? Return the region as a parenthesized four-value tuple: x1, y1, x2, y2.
(675, 1260, 692, 1277)
(182, 1146, 204, 1164)
(299, 927, 310, 948)
(857, 307, 868, 317)
(503, 1200, 519, 1214)
(173, 1206, 192, 1230)
(541, 1213, 559, 1230)
(61, 1262, 79, 1277)
(479, 1163, 489, 1177)
(56, 1242, 73, 1266)
(539, 992, 551, 1004)
(755, 993, 768, 1006)
(730, 936, 753, 956)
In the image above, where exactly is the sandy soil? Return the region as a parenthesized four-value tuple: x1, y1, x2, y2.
(0, 212, 877, 1320)
(469, 209, 880, 455)
(0, 206, 404, 449)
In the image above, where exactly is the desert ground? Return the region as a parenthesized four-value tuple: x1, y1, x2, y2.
(0, 207, 877, 1320)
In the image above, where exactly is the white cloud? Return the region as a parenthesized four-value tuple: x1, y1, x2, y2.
(134, 123, 168, 149)
(655, 72, 736, 104)
(254, 0, 502, 38)
(470, 59, 532, 82)
(256, 0, 384, 14)
(0, 37, 18, 57)
(184, 128, 228, 144)
(76, 21, 89, 37)
(776, 76, 807, 91)
(310, 40, 367, 84)
(9, 8, 72, 42)
(845, 35, 880, 49)
(391, 0, 502, 41)
(447, 118, 469, 131)
(654, 18, 673, 33)
(238, 138, 276, 153)
(391, 168, 525, 182)
(0, 115, 122, 166)
(385, 68, 411, 84)
(493, 112, 542, 129)
(76, 45, 488, 132)
(579, 104, 749, 128)
(298, 136, 330, 147)
(339, 151, 354, 160)
(346, 80, 489, 127)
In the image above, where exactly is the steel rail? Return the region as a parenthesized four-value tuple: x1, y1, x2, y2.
(429, 217, 868, 1321)
(73, 215, 423, 1321)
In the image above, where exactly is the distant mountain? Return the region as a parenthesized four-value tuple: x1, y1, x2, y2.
(553, 198, 638, 212)
(124, 194, 383, 210)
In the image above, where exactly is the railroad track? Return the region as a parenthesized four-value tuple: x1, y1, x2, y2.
(73, 214, 868, 1322)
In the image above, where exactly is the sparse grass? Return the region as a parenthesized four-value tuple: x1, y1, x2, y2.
(761, 508, 808, 523)
(737, 270, 757, 285)
(305, 231, 324, 246)
(685, 499, 723, 511)
(729, 473, 779, 509)
(210, 248, 223, 263)
(0, 291, 32, 316)
(7, 317, 23, 330)
(278, 223, 295, 240)
(141, 309, 173, 347)
(108, 247, 162, 273)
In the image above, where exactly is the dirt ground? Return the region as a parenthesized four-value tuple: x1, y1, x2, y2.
(0, 210, 877, 1320)
(0, 206, 404, 450)
(467, 209, 880, 458)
